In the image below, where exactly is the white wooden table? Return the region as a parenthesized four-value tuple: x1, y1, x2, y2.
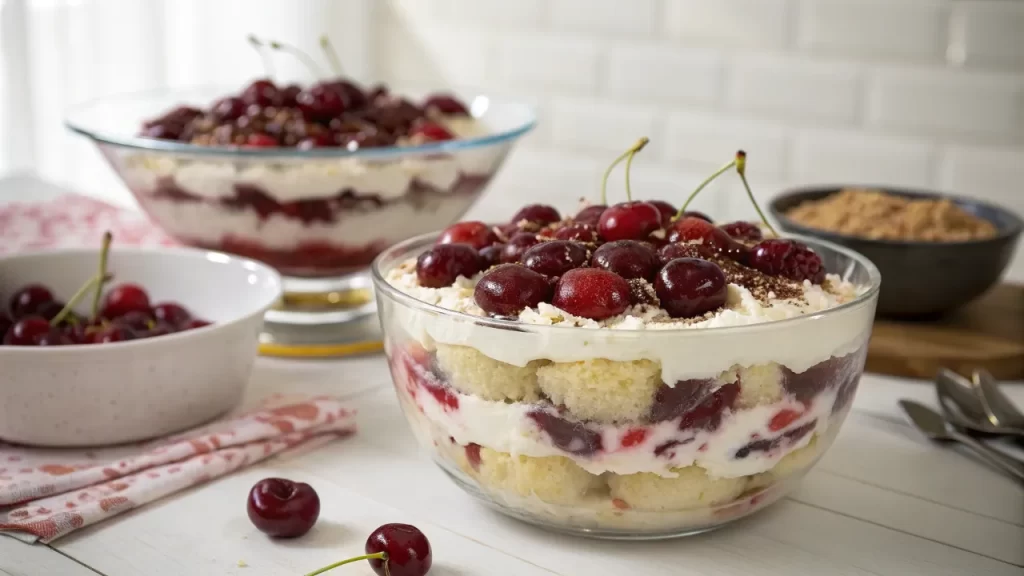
(1, 175, 1022, 575)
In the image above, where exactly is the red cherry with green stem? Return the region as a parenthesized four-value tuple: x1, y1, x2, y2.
(522, 240, 589, 278)
(510, 205, 560, 227)
(303, 523, 432, 576)
(297, 84, 346, 121)
(9, 284, 54, 318)
(3, 316, 51, 346)
(680, 211, 712, 223)
(574, 205, 607, 227)
(748, 239, 826, 284)
(592, 240, 660, 281)
(241, 79, 280, 107)
(649, 200, 677, 226)
(437, 221, 498, 250)
(416, 244, 483, 288)
(721, 221, 763, 241)
(500, 232, 541, 264)
(552, 268, 631, 321)
(152, 302, 191, 326)
(672, 151, 778, 238)
(596, 138, 661, 242)
(474, 264, 552, 317)
(656, 258, 728, 318)
(101, 283, 151, 319)
(247, 478, 320, 539)
(667, 217, 748, 262)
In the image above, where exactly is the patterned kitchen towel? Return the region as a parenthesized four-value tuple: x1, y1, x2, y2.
(0, 397, 355, 543)
(0, 193, 175, 254)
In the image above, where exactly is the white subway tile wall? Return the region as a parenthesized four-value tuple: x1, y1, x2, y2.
(376, 0, 1024, 280)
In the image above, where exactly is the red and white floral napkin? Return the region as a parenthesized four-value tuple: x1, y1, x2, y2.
(0, 397, 356, 543)
(0, 195, 357, 543)
(0, 193, 176, 254)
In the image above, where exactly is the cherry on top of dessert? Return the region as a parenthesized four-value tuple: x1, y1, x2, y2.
(591, 240, 660, 281)
(522, 240, 589, 278)
(474, 264, 552, 317)
(553, 268, 631, 321)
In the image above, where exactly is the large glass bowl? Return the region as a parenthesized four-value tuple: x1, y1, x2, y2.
(66, 88, 535, 278)
(372, 232, 881, 539)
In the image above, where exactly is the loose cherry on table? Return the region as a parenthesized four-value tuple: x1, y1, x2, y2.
(247, 477, 321, 539)
(304, 523, 433, 576)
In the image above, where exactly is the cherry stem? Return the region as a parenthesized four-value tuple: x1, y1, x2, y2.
(734, 150, 778, 237)
(247, 35, 275, 78)
(319, 36, 343, 76)
(50, 274, 105, 327)
(90, 231, 112, 321)
(268, 39, 324, 79)
(673, 158, 736, 221)
(600, 137, 649, 205)
(303, 552, 387, 576)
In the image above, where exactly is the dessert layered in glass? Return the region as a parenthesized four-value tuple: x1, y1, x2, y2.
(372, 147, 880, 537)
(69, 78, 533, 277)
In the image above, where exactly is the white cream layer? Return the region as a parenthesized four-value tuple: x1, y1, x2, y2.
(119, 118, 498, 202)
(385, 262, 874, 383)
(396, 350, 844, 479)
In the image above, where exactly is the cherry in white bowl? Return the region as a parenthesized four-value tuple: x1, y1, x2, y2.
(0, 247, 282, 446)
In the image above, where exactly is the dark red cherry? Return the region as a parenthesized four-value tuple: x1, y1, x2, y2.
(143, 322, 176, 339)
(297, 133, 336, 149)
(322, 80, 367, 109)
(656, 242, 715, 266)
(598, 201, 661, 242)
(667, 217, 748, 262)
(280, 84, 302, 107)
(95, 326, 137, 343)
(527, 410, 603, 456)
(655, 258, 727, 318)
(181, 319, 212, 330)
(478, 244, 504, 269)
(247, 478, 320, 539)
(649, 200, 677, 226)
(212, 97, 246, 121)
(0, 312, 12, 342)
(101, 283, 151, 319)
(423, 93, 469, 115)
(416, 244, 482, 288)
(680, 211, 712, 223)
(552, 268, 631, 320)
(574, 204, 607, 227)
(115, 310, 154, 331)
(510, 204, 560, 227)
(437, 221, 498, 250)
(553, 223, 599, 243)
(241, 79, 280, 107)
(679, 382, 739, 431)
(522, 240, 589, 278)
(366, 523, 432, 576)
(748, 239, 826, 284)
(591, 240, 660, 281)
(474, 264, 552, 317)
(152, 302, 191, 326)
(720, 221, 763, 241)
(409, 121, 454, 141)
(34, 301, 69, 322)
(9, 284, 54, 318)
(296, 84, 346, 120)
(245, 133, 278, 147)
(500, 232, 541, 264)
(34, 328, 72, 346)
(649, 379, 715, 422)
(3, 316, 51, 346)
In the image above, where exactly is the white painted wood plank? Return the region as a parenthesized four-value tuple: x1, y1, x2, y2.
(0, 536, 100, 576)
(53, 467, 558, 576)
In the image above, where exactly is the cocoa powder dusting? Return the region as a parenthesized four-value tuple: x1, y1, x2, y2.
(661, 243, 803, 304)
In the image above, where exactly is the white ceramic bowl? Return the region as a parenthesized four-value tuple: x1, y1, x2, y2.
(0, 247, 282, 446)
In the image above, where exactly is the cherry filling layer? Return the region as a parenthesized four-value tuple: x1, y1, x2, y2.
(396, 344, 863, 469)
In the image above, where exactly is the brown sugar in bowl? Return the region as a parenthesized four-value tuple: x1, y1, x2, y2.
(769, 186, 1022, 317)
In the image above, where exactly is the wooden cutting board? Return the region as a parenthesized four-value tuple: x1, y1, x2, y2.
(866, 284, 1024, 380)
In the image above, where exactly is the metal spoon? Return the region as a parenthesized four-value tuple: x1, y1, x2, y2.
(972, 369, 1024, 430)
(935, 369, 1024, 438)
(899, 400, 1024, 484)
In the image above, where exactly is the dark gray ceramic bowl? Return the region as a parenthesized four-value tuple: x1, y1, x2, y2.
(769, 186, 1022, 318)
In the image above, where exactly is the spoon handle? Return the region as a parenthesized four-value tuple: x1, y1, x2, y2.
(948, 428, 1024, 484)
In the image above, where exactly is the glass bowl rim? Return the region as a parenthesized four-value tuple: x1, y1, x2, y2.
(64, 85, 537, 160)
(371, 230, 882, 336)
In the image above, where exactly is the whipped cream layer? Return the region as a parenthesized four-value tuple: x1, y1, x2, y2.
(384, 260, 875, 383)
(394, 348, 848, 479)
(118, 117, 498, 202)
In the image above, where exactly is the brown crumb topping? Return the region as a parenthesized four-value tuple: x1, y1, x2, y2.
(785, 188, 998, 242)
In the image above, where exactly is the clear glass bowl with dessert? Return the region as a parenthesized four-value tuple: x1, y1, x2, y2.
(66, 39, 535, 279)
(372, 140, 881, 538)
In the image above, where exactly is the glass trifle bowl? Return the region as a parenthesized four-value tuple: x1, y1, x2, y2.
(372, 230, 880, 539)
(66, 87, 535, 278)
